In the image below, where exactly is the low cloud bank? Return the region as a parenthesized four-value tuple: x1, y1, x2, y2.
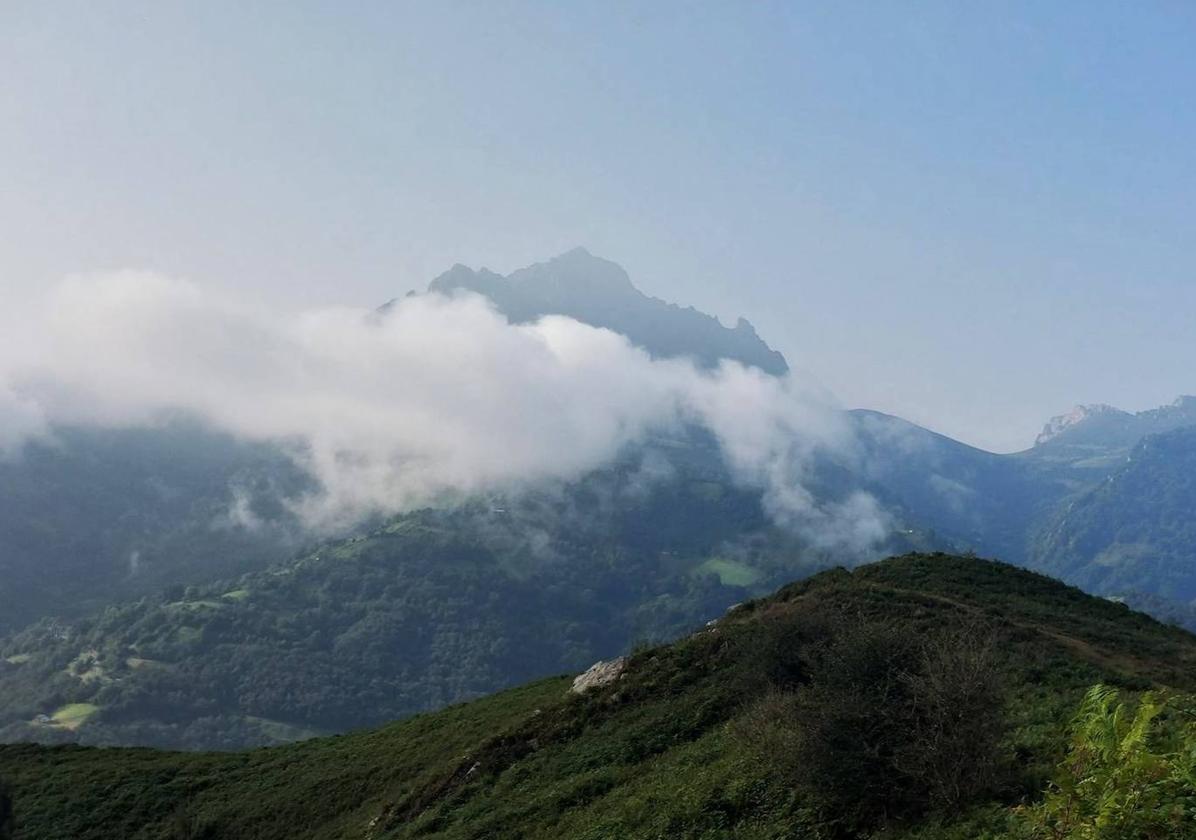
(0, 272, 889, 553)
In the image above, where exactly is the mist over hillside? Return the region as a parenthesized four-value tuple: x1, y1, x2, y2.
(0, 257, 876, 543)
(0, 252, 895, 640)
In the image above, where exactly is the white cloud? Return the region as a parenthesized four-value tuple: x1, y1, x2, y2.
(0, 272, 890, 551)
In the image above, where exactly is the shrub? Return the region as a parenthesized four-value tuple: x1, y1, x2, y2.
(897, 626, 1007, 811)
(734, 608, 835, 691)
(735, 618, 1007, 834)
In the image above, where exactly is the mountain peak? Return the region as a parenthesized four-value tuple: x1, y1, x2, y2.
(508, 248, 639, 299)
(556, 245, 594, 260)
(421, 250, 789, 375)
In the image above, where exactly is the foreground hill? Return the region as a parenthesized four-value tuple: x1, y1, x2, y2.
(3, 554, 1194, 840)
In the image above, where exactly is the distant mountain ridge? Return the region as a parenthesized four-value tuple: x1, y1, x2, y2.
(420, 247, 789, 375)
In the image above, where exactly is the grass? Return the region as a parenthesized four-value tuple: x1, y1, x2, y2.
(692, 556, 762, 587)
(48, 703, 99, 731)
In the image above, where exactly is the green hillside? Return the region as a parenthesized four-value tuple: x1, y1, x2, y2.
(3, 554, 1194, 840)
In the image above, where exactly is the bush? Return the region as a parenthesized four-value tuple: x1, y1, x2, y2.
(735, 618, 1007, 833)
(735, 608, 833, 691)
(897, 626, 1008, 811)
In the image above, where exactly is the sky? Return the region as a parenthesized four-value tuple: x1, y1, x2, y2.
(2, 1, 1194, 452)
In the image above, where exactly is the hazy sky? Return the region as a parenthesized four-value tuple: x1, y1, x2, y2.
(3, 2, 1194, 452)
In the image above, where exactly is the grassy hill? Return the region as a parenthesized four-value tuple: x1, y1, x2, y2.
(3, 553, 1194, 840)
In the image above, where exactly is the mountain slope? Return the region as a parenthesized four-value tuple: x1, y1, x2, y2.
(851, 399, 1196, 616)
(423, 248, 789, 375)
(1034, 425, 1196, 607)
(3, 434, 919, 750)
(7, 398, 1195, 752)
(2, 554, 1194, 840)
(850, 410, 1074, 565)
(0, 248, 788, 636)
(0, 250, 785, 638)
(0, 422, 305, 634)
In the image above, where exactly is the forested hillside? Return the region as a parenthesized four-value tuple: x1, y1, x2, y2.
(2, 435, 927, 749)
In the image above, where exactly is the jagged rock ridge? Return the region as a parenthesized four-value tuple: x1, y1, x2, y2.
(1034, 395, 1196, 450)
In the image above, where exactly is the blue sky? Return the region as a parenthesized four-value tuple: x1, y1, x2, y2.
(3, 1, 1194, 451)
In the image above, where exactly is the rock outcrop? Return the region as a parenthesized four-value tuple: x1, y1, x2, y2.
(570, 656, 627, 694)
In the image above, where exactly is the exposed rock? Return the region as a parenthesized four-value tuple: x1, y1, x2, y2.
(570, 656, 627, 694)
(1035, 404, 1128, 446)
